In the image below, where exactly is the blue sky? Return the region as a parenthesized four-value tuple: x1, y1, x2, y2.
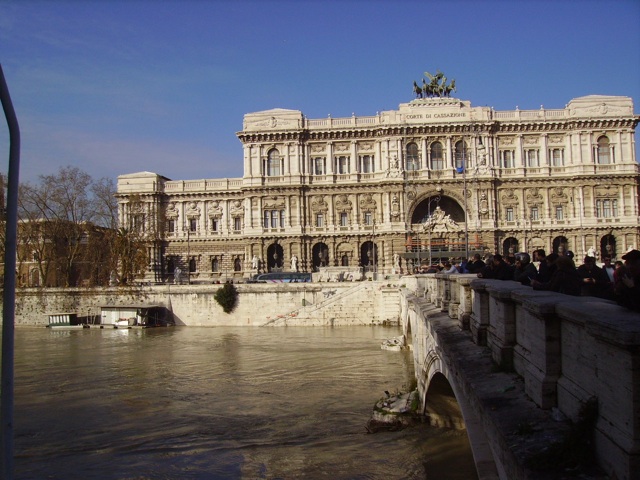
(1, 0, 639, 184)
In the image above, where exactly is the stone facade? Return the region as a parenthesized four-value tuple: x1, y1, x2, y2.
(116, 95, 639, 283)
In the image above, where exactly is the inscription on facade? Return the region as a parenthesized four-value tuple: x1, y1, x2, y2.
(405, 112, 467, 120)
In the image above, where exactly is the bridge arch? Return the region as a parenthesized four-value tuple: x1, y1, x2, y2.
(402, 292, 501, 479)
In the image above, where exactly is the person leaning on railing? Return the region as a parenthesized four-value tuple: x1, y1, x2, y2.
(615, 249, 640, 312)
(530, 255, 581, 296)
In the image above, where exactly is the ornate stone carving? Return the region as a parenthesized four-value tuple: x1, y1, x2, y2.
(551, 187, 569, 205)
(359, 193, 377, 212)
(335, 194, 353, 213)
(390, 194, 401, 220)
(166, 202, 179, 218)
(311, 195, 329, 213)
(186, 201, 200, 218)
(263, 197, 285, 210)
(208, 201, 223, 219)
(526, 188, 544, 206)
(422, 206, 461, 233)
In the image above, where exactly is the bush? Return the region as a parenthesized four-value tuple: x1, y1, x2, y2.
(214, 282, 238, 314)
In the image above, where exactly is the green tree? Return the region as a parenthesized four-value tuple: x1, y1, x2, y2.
(214, 283, 238, 313)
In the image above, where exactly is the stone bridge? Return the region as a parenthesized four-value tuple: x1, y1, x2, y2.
(399, 274, 640, 480)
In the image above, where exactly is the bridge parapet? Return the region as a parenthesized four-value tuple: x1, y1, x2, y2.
(402, 274, 640, 479)
(406, 274, 640, 480)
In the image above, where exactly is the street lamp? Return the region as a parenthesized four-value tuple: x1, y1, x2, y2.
(426, 195, 441, 267)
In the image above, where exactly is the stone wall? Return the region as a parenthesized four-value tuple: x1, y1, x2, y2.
(7, 281, 400, 327)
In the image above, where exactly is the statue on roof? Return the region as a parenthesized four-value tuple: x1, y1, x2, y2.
(413, 70, 456, 98)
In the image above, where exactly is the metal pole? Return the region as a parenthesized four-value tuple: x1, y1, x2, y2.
(1, 63, 21, 480)
(463, 145, 469, 261)
(372, 219, 376, 279)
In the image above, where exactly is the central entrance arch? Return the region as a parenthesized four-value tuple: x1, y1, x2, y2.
(411, 195, 464, 224)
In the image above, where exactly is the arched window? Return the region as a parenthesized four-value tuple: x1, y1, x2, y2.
(597, 136, 611, 164)
(430, 142, 444, 170)
(454, 140, 467, 170)
(267, 149, 281, 176)
(406, 143, 419, 171)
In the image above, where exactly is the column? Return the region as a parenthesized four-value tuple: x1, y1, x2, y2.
(446, 136, 453, 169)
(327, 142, 334, 174)
(540, 134, 548, 166)
(351, 141, 358, 174)
(516, 135, 523, 167)
(421, 137, 428, 170)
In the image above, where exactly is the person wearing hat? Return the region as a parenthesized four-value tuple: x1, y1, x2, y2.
(615, 249, 640, 312)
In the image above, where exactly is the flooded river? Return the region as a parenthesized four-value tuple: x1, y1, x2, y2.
(10, 326, 476, 479)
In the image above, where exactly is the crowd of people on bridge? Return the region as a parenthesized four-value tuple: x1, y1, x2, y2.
(422, 248, 640, 312)
(460, 249, 640, 311)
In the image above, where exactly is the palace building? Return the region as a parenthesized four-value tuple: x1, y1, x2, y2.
(116, 93, 640, 283)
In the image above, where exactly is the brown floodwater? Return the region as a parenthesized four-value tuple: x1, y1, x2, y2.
(9, 326, 476, 479)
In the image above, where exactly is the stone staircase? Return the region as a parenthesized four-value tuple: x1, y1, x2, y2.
(261, 281, 396, 326)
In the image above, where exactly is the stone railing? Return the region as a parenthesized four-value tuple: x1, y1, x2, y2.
(406, 274, 640, 480)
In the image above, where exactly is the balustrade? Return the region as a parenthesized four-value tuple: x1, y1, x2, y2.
(403, 273, 640, 480)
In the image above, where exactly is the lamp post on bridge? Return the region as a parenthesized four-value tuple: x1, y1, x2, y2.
(426, 195, 441, 267)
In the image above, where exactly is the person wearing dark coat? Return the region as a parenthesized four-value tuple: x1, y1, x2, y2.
(491, 254, 513, 281)
(531, 255, 581, 296)
(576, 255, 610, 297)
(513, 252, 538, 286)
(615, 249, 640, 312)
(534, 249, 551, 283)
(467, 253, 486, 274)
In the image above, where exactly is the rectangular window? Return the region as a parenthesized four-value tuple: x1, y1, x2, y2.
(211, 219, 218, 232)
(555, 206, 564, 220)
(506, 207, 514, 222)
(501, 150, 514, 168)
(361, 155, 374, 173)
(527, 150, 539, 167)
(530, 207, 539, 221)
(364, 212, 372, 225)
(270, 210, 278, 228)
(168, 219, 175, 233)
(263, 211, 269, 228)
(280, 210, 285, 228)
(551, 149, 564, 166)
(337, 156, 349, 174)
(314, 157, 324, 175)
(133, 214, 145, 233)
(189, 218, 197, 232)
(340, 212, 348, 226)
(603, 200, 611, 218)
(234, 217, 242, 231)
(211, 257, 219, 272)
(316, 213, 324, 227)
